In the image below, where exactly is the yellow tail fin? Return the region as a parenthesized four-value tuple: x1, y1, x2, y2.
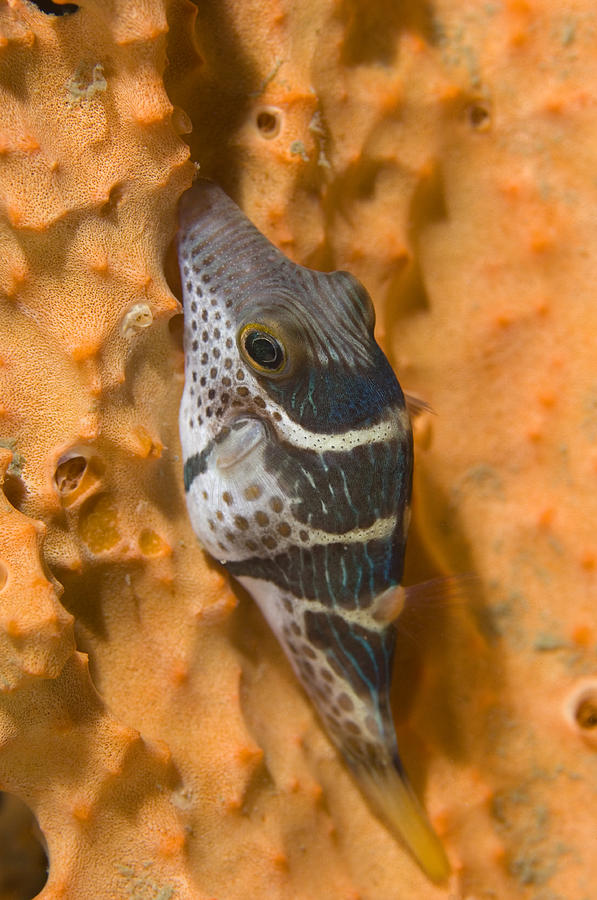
(355, 761, 450, 883)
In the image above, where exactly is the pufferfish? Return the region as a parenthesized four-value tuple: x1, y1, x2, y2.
(178, 179, 450, 883)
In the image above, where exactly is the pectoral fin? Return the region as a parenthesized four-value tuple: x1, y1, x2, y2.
(215, 418, 266, 471)
(403, 392, 435, 419)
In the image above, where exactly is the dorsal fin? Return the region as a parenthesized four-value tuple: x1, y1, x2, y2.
(372, 574, 479, 626)
(372, 585, 406, 624)
(403, 573, 478, 613)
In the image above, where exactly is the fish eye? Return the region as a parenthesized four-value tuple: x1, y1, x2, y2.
(239, 324, 287, 374)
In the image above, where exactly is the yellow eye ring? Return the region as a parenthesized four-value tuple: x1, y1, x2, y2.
(238, 323, 287, 374)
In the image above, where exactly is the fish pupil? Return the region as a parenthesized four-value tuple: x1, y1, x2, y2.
(245, 331, 283, 370)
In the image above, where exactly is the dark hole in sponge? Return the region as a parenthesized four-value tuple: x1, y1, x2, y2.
(576, 695, 597, 729)
(0, 792, 49, 899)
(54, 456, 87, 494)
(2, 473, 27, 512)
(256, 109, 281, 139)
(27, 0, 79, 14)
(467, 102, 491, 131)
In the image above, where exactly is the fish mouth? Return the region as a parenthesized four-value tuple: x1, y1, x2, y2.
(215, 416, 267, 471)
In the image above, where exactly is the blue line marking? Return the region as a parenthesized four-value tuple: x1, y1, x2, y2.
(339, 555, 348, 593)
(323, 544, 336, 610)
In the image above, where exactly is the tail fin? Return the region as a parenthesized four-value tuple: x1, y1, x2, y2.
(352, 758, 450, 883)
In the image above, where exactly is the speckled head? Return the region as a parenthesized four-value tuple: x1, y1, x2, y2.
(178, 178, 405, 437)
